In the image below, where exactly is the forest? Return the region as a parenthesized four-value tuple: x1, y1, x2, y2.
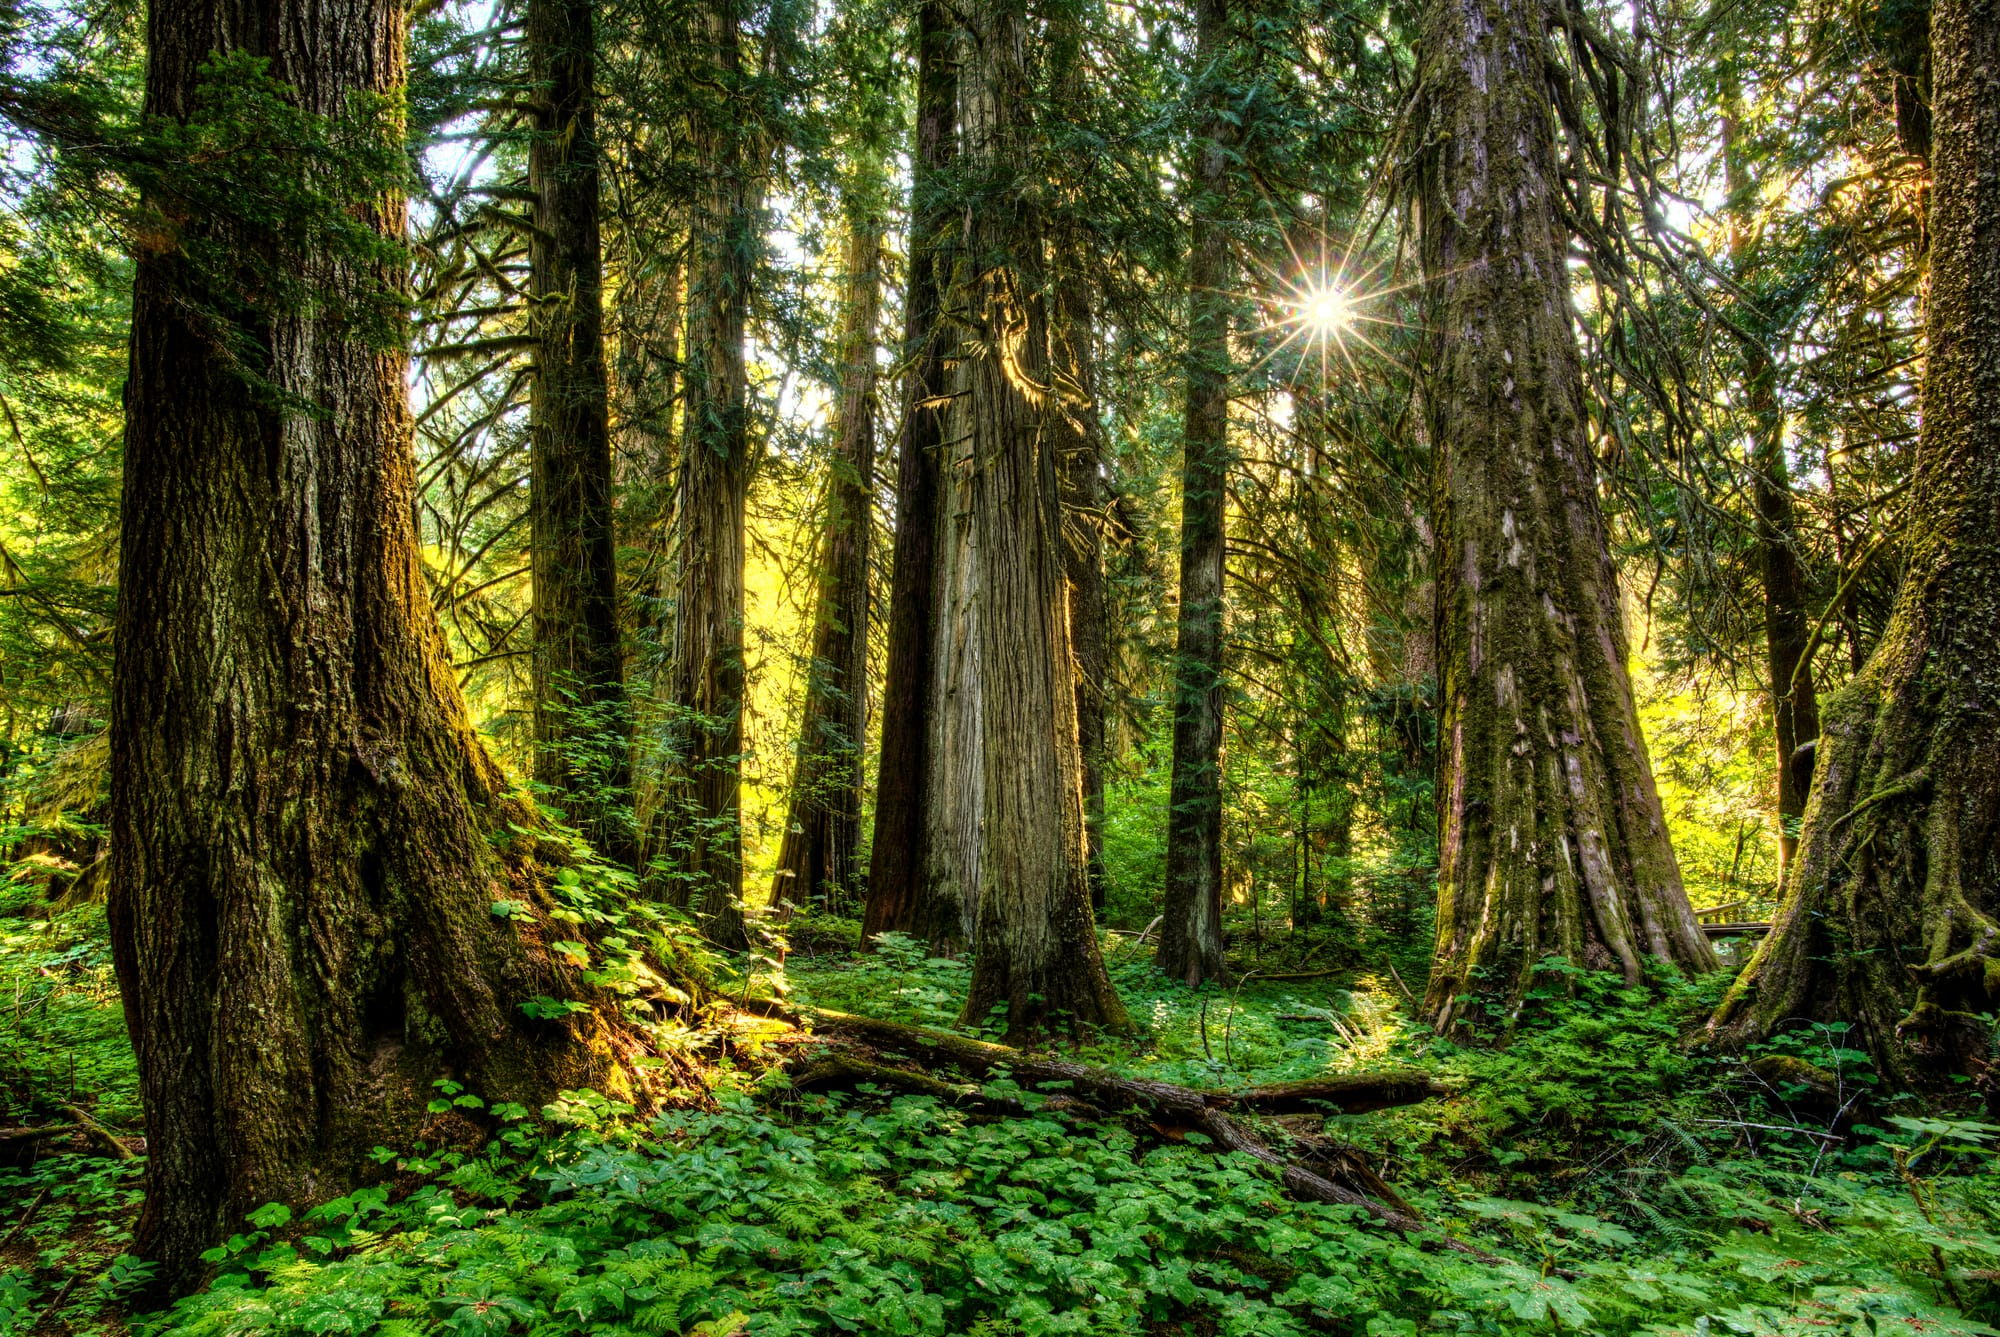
(0, 0, 1998, 1324)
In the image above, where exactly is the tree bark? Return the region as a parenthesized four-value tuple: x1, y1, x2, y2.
(772, 210, 881, 915)
(1159, 0, 1233, 988)
(1710, 0, 2000, 1083)
(954, 0, 1129, 1040)
(919, 406, 983, 950)
(527, 0, 631, 863)
(1415, 0, 1713, 1028)
(649, 0, 755, 949)
(862, 0, 956, 945)
(108, 0, 627, 1295)
(1048, 10, 1110, 915)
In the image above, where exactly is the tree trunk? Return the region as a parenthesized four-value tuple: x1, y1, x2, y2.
(1415, 0, 1713, 1028)
(649, 0, 754, 949)
(772, 210, 881, 915)
(862, 0, 956, 945)
(527, 0, 631, 863)
(1048, 10, 1110, 915)
(107, 0, 627, 1295)
(1158, 0, 1233, 988)
(1722, 99, 1822, 883)
(1710, 0, 2000, 1083)
(919, 443, 982, 950)
(954, 0, 1129, 1040)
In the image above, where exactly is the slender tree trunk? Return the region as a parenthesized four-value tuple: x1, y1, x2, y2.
(527, 0, 629, 862)
(649, 0, 754, 948)
(1158, 0, 1233, 988)
(862, 0, 956, 945)
(772, 211, 881, 915)
(1415, 0, 1712, 1028)
(1711, 0, 2000, 1082)
(1722, 101, 1821, 883)
(954, 0, 1129, 1040)
(108, 0, 627, 1295)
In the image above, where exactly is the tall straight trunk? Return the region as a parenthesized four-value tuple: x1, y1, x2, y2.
(772, 212, 881, 914)
(652, 0, 753, 948)
(108, 0, 625, 1294)
(1416, 0, 1712, 1028)
(1712, 0, 2000, 1081)
(1722, 100, 1821, 882)
(862, 0, 956, 944)
(1048, 4, 1110, 913)
(1158, 0, 1233, 988)
(920, 442, 982, 950)
(954, 0, 1129, 1040)
(527, 0, 630, 862)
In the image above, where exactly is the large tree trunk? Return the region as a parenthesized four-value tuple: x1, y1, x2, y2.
(954, 0, 1128, 1041)
(1415, 0, 1712, 1028)
(1710, 0, 2000, 1083)
(772, 211, 881, 916)
(862, 0, 956, 945)
(108, 0, 627, 1296)
(527, 0, 631, 863)
(1048, 9, 1110, 915)
(1158, 0, 1233, 988)
(649, 0, 754, 948)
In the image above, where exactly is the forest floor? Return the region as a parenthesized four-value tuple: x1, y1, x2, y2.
(2, 882, 1997, 1337)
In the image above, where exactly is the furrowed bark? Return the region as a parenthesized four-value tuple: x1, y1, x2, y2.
(109, 0, 628, 1294)
(772, 208, 881, 915)
(1048, 0, 1110, 913)
(953, 0, 1128, 1040)
(527, 0, 632, 864)
(649, 0, 755, 948)
(862, 0, 956, 947)
(1159, 0, 1234, 989)
(1710, 0, 2000, 1084)
(1415, 0, 1713, 1027)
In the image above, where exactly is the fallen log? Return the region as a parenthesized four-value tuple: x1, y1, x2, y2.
(797, 1006, 1445, 1119)
(786, 1006, 1500, 1259)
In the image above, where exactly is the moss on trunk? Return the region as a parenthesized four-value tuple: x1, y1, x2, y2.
(1710, 0, 2000, 1083)
(1415, 0, 1713, 1027)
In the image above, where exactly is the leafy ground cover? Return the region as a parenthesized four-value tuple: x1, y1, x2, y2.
(3, 882, 1997, 1337)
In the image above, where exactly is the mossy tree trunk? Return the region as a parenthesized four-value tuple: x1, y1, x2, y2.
(1415, 0, 1713, 1027)
(527, 0, 631, 862)
(109, 0, 628, 1296)
(772, 206, 881, 915)
(1711, 0, 2000, 1082)
(862, 0, 956, 945)
(954, 0, 1129, 1040)
(1158, 0, 1234, 989)
(649, 0, 754, 948)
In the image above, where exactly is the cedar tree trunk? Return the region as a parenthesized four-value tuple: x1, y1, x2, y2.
(954, 0, 1129, 1040)
(773, 213, 881, 914)
(109, 0, 626, 1295)
(1711, 0, 2000, 1083)
(862, 0, 956, 944)
(1158, 0, 1233, 988)
(527, 0, 632, 862)
(1415, 0, 1713, 1028)
(650, 0, 754, 948)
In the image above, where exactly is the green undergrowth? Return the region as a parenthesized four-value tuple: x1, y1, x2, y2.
(5, 882, 2000, 1337)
